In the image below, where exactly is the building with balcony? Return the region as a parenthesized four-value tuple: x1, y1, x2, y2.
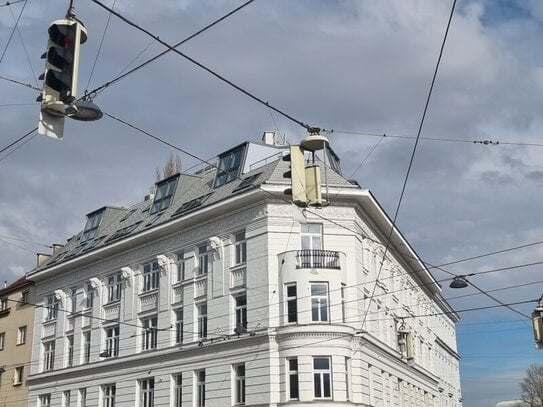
(0, 277, 36, 407)
(27, 132, 461, 406)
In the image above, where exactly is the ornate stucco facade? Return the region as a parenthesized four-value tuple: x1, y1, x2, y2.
(26, 135, 462, 406)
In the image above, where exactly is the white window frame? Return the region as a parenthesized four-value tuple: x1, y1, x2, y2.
(198, 245, 209, 275)
(142, 316, 158, 351)
(301, 223, 323, 250)
(107, 273, 123, 303)
(287, 358, 299, 400)
(21, 290, 29, 304)
(234, 231, 247, 265)
(63, 390, 71, 407)
(82, 330, 91, 364)
(43, 340, 55, 371)
(66, 334, 74, 367)
(233, 364, 246, 405)
(313, 357, 332, 399)
(143, 261, 160, 292)
(0, 298, 7, 311)
(79, 388, 87, 407)
(0, 332, 5, 350)
(234, 293, 247, 331)
(311, 283, 329, 322)
(46, 295, 59, 321)
(39, 394, 51, 407)
(105, 325, 120, 357)
(175, 309, 183, 344)
(70, 288, 77, 314)
(285, 283, 297, 323)
(177, 251, 186, 282)
(102, 384, 116, 407)
(17, 325, 27, 345)
(173, 374, 182, 407)
(14, 365, 24, 385)
(139, 377, 155, 407)
(84, 284, 94, 310)
(197, 303, 207, 339)
(195, 370, 205, 407)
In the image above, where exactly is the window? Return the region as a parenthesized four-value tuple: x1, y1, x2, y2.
(46, 295, 59, 321)
(105, 325, 120, 357)
(79, 388, 87, 407)
(197, 245, 209, 275)
(143, 261, 160, 292)
(0, 332, 4, 350)
(341, 283, 346, 323)
(39, 394, 51, 407)
(345, 357, 351, 400)
(103, 384, 116, 407)
(195, 370, 205, 407)
(300, 223, 323, 267)
(234, 294, 247, 332)
(197, 303, 207, 339)
(0, 298, 7, 311)
(177, 251, 186, 282)
(63, 390, 71, 407)
(43, 340, 55, 371)
(234, 231, 247, 265)
(140, 378, 155, 407)
(107, 273, 123, 303)
(17, 325, 27, 345)
(285, 284, 297, 323)
(234, 364, 246, 405)
(311, 283, 329, 322)
(175, 309, 183, 344)
(150, 176, 178, 214)
(14, 366, 23, 385)
(66, 335, 74, 367)
(82, 209, 104, 241)
(70, 288, 78, 314)
(313, 357, 332, 399)
(142, 316, 158, 350)
(287, 358, 299, 400)
(21, 290, 29, 305)
(214, 146, 244, 187)
(173, 374, 182, 407)
(82, 331, 91, 364)
(85, 284, 94, 310)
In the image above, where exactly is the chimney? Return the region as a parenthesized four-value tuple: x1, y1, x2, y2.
(36, 253, 52, 267)
(52, 244, 64, 254)
(262, 131, 275, 146)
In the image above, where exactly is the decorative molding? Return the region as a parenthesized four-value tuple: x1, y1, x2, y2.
(54, 289, 67, 305)
(156, 254, 175, 276)
(208, 236, 223, 260)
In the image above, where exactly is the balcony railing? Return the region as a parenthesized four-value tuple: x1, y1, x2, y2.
(296, 250, 340, 269)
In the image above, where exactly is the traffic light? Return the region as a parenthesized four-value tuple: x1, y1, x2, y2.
(533, 307, 543, 349)
(283, 146, 308, 206)
(38, 19, 87, 109)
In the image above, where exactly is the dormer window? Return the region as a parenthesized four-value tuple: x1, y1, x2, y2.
(82, 209, 104, 242)
(150, 176, 178, 214)
(214, 146, 244, 188)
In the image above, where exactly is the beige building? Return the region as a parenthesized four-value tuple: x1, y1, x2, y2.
(0, 277, 36, 407)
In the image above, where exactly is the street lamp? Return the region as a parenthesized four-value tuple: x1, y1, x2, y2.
(449, 276, 469, 289)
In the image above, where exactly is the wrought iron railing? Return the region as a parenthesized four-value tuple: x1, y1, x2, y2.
(296, 250, 340, 269)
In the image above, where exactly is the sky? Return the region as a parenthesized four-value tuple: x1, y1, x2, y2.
(1, 0, 543, 405)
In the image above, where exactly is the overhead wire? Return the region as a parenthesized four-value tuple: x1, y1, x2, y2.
(7, 2, 37, 87)
(84, 0, 257, 99)
(0, 0, 24, 7)
(89, 0, 313, 131)
(0, 0, 27, 64)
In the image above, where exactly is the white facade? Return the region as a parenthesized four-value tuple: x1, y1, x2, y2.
(27, 139, 461, 406)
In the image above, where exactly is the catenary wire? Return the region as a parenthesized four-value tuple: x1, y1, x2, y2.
(89, 0, 313, 131)
(0, 0, 27, 64)
(0, 0, 24, 7)
(84, 0, 257, 99)
(8, 3, 38, 87)
(360, 0, 457, 332)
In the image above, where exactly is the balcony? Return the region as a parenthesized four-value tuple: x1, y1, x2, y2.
(230, 266, 246, 289)
(103, 301, 121, 320)
(295, 250, 341, 269)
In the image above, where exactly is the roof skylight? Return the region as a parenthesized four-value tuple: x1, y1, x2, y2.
(214, 146, 244, 188)
(150, 175, 179, 214)
(81, 209, 104, 242)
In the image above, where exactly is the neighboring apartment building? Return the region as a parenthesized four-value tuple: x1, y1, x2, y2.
(0, 277, 36, 407)
(27, 132, 462, 406)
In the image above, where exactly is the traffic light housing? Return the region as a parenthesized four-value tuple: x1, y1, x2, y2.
(533, 308, 543, 349)
(283, 146, 308, 206)
(39, 19, 87, 111)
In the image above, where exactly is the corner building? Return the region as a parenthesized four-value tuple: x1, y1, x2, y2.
(27, 133, 462, 406)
